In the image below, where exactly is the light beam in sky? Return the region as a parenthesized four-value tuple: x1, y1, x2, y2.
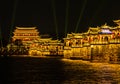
(65, 0, 69, 37)
(51, 0, 58, 39)
(75, 0, 87, 33)
(0, 25, 3, 47)
(9, 0, 18, 42)
(88, 0, 106, 26)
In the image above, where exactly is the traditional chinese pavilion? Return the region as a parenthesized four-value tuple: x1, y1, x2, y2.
(64, 20, 120, 62)
(12, 27, 40, 45)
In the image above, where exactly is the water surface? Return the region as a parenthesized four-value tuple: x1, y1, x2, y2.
(0, 56, 120, 84)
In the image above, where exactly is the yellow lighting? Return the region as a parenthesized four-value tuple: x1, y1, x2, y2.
(91, 45, 94, 48)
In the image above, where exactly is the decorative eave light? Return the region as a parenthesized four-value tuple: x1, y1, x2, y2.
(99, 29, 113, 34)
(113, 19, 120, 26)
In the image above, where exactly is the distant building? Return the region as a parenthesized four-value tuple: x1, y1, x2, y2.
(12, 27, 40, 46)
(8, 20, 120, 62)
(11, 27, 64, 56)
(29, 38, 64, 56)
(64, 20, 120, 63)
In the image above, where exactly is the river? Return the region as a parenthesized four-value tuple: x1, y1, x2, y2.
(0, 56, 120, 84)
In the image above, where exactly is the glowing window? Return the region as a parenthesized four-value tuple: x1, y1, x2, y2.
(99, 29, 112, 34)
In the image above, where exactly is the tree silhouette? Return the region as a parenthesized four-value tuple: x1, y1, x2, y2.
(14, 39, 23, 46)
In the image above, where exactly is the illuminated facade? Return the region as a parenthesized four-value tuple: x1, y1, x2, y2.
(10, 27, 64, 56)
(29, 38, 64, 56)
(64, 20, 120, 62)
(12, 27, 40, 45)
(7, 20, 120, 62)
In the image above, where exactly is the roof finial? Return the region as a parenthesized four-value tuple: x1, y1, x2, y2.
(113, 19, 120, 26)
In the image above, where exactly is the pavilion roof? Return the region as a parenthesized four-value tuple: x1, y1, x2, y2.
(16, 27, 36, 29)
(13, 26, 39, 33)
(100, 23, 112, 29)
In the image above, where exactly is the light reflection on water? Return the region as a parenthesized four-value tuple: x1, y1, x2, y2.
(0, 56, 120, 84)
(61, 59, 120, 83)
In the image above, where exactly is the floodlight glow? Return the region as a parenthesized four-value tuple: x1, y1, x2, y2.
(100, 29, 113, 34)
(65, 0, 69, 37)
(0, 26, 3, 47)
(9, 0, 18, 42)
(51, 0, 58, 39)
(75, 0, 87, 33)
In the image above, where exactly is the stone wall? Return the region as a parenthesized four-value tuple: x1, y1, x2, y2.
(64, 44, 120, 63)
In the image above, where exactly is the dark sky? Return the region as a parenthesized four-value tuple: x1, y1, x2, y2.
(0, 0, 120, 44)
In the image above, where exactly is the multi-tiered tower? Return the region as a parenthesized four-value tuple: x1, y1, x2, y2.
(12, 27, 40, 45)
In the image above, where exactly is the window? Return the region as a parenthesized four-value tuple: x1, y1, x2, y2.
(104, 36, 108, 41)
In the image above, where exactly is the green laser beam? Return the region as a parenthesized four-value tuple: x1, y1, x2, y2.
(88, 0, 107, 26)
(0, 25, 3, 47)
(65, 0, 69, 37)
(75, 0, 87, 33)
(9, 0, 18, 42)
(51, 0, 58, 39)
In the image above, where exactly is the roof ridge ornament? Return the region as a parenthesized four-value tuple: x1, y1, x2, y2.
(101, 23, 110, 28)
(113, 19, 120, 26)
(16, 26, 36, 29)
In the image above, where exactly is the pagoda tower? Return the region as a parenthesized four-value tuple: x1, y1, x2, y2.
(12, 27, 40, 45)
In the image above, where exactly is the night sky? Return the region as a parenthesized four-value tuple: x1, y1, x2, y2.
(0, 0, 120, 45)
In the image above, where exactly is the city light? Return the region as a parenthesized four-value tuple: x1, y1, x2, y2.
(100, 29, 113, 34)
(1, 19, 120, 64)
